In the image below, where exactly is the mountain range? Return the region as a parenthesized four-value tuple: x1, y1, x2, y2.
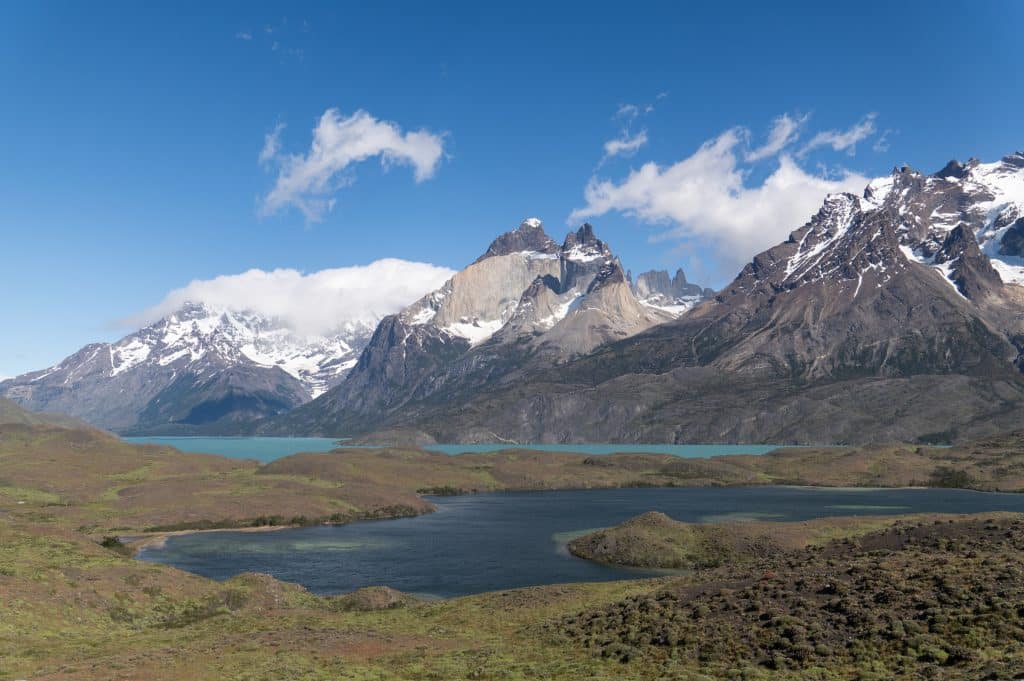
(264, 152, 1024, 444)
(0, 220, 707, 434)
(263, 219, 704, 436)
(6, 152, 1024, 443)
(0, 303, 376, 433)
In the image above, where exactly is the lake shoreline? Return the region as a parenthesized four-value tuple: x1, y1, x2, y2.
(135, 485, 1024, 598)
(128, 481, 1020, 557)
(121, 434, 789, 461)
(125, 523, 297, 554)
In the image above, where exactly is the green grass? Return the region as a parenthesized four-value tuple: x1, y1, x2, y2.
(5, 417, 1024, 679)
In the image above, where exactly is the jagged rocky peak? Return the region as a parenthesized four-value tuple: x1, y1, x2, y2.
(632, 268, 708, 305)
(932, 224, 1003, 300)
(475, 217, 560, 262)
(862, 152, 1024, 287)
(374, 220, 679, 367)
(400, 218, 569, 344)
(736, 150, 1024, 304)
(562, 223, 612, 261)
(1002, 150, 1024, 168)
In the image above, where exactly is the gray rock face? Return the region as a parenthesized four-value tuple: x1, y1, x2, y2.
(0, 303, 375, 433)
(933, 224, 1004, 300)
(997, 218, 1024, 256)
(292, 152, 1024, 445)
(631, 268, 709, 310)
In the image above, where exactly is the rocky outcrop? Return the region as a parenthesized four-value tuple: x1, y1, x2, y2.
(932, 224, 1003, 300)
(631, 268, 710, 310)
(997, 218, 1024, 257)
(473, 217, 559, 262)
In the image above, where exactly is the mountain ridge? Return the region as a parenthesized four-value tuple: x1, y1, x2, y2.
(280, 151, 1024, 445)
(0, 301, 376, 433)
(261, 219, 709, 436)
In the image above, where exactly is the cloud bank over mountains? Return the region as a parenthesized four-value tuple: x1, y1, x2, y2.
(128, 259, 456, 337)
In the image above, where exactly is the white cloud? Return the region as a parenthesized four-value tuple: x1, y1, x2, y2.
(569, 124, 870, 277)
(745, 113, 807, 162)
(799, 113, 877, 157)
(602, 130, 648, 161)
(128, 260, 456, 337)
(259, 123, 284, 167)
(235, 31, 253, 41)
(260, 108, 447, 221)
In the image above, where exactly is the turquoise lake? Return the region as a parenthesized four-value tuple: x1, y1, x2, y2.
(122, 436, 782, 463)
(122, 436, 345, 462)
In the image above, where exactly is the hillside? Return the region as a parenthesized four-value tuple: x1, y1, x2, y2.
(0, 397, 94, 430)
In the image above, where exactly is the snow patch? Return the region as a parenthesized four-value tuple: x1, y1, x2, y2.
(442, 318, 506, 345)
(564, 246, 607, 262)
(109, 338, 152, 377)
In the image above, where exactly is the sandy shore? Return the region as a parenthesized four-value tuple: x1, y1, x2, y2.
(123, 523, 297, 554)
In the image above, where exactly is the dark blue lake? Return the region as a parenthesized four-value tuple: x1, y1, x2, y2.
(138, 486, 1024, 598)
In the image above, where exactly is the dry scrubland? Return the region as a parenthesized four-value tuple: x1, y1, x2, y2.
(557, 515, 1024, 679)
(3, 421, 1023, 539)
(4, 417, 1024, 678)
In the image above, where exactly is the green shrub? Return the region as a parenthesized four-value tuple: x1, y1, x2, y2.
(100, 536, 130, 556)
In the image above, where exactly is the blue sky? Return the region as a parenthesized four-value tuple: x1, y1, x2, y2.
(2, 1, 1022, 377)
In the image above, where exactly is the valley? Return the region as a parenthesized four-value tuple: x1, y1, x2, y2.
(5, 405, 1024, 679)
(8, 7, 1023, 678)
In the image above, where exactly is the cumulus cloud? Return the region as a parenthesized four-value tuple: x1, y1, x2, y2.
(259, 108, 447, 221)
(602, 130, 648, 161)
(745, 113, 807, 162)
(799, 113, 877, 157)
(128, 259, 456, 337)
(570, 124, 871, 277)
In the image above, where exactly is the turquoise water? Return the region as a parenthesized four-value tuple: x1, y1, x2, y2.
(421, 443, 781, 456)
(123, 436, 345, 462)
(122, 436, 782, 462)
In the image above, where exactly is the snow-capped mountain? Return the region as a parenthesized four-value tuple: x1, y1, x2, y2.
(264, 219, 712, 435)
(103, 302, 372, 397)
(0, 302, 376, 432)
(865, 152, 1024, 289)
(283, 152, 1024, 445)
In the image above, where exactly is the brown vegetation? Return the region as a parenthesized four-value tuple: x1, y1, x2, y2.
(555, 515, 1024, 678)
(566, 510, 1002, 569)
